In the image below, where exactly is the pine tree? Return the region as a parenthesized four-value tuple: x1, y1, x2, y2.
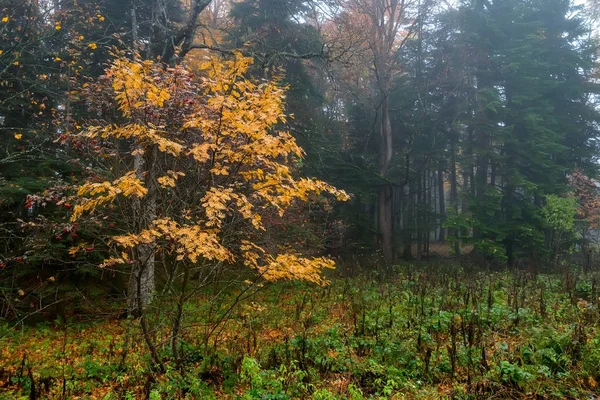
(458, 0, 600, 263)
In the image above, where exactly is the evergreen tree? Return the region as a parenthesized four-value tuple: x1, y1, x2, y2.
(457, 0, 600, 263)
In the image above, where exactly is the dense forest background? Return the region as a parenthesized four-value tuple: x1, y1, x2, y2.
(2, 0, 600, 398)
(2, 0, 600, 305)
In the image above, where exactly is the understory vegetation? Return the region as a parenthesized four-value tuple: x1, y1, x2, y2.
(2, 263, 599, 399)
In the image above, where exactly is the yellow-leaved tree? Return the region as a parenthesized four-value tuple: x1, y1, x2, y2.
(69, 52, 348, 365)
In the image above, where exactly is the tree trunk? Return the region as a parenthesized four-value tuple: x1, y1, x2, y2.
(128, 245, 155, 314)
(468, 127, 476, 199)
(425, 168, 428, 250)
(403, 174, 414, 260)
(450, 137, 460, 255)
(131, 0, 138, 48)
(474, 122, 490, 241)
(378, 185, 393, 268)
(378, 95, 394, 267)
(490, 158, 496, 188)
(128, 146, 157, 314)
(125, 0, 214, 314)
(438, 166, 445, 242)
(416, 171, 423, 260)
(162, 0, 213, 63)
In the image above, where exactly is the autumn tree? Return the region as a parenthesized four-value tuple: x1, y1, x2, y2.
(570, 170, 600, 229)
(69, 52, 348, 335)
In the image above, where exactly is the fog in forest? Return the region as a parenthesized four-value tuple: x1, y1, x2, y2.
(2, 0, 600, 398)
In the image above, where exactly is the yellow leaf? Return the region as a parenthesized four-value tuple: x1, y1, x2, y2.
(14, 133, 22, 140)
(157, 175, 176, 188)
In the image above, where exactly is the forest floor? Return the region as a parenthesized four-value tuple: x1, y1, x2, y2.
(1, 262, 600, 399)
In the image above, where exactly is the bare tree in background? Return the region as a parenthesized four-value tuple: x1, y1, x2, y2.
(322, 0, 420, 267)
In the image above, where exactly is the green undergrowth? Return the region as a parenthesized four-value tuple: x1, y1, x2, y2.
(1, 263, 600, 399)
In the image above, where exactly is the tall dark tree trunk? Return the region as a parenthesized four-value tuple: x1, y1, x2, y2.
(403, 163, 414, 259)
(416, 170, 423, 260)
(450, 137, 460, 255)
(378, 96, 394, 267)
(490, 158, 496, 188)
(379, 184, 394, 267)
(438, 166, 446, 242)
(467, 127, 476, 199)
(131, 0, 138, 48)
(394, 185, 403, 253)
(425, 168, 432, 257)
